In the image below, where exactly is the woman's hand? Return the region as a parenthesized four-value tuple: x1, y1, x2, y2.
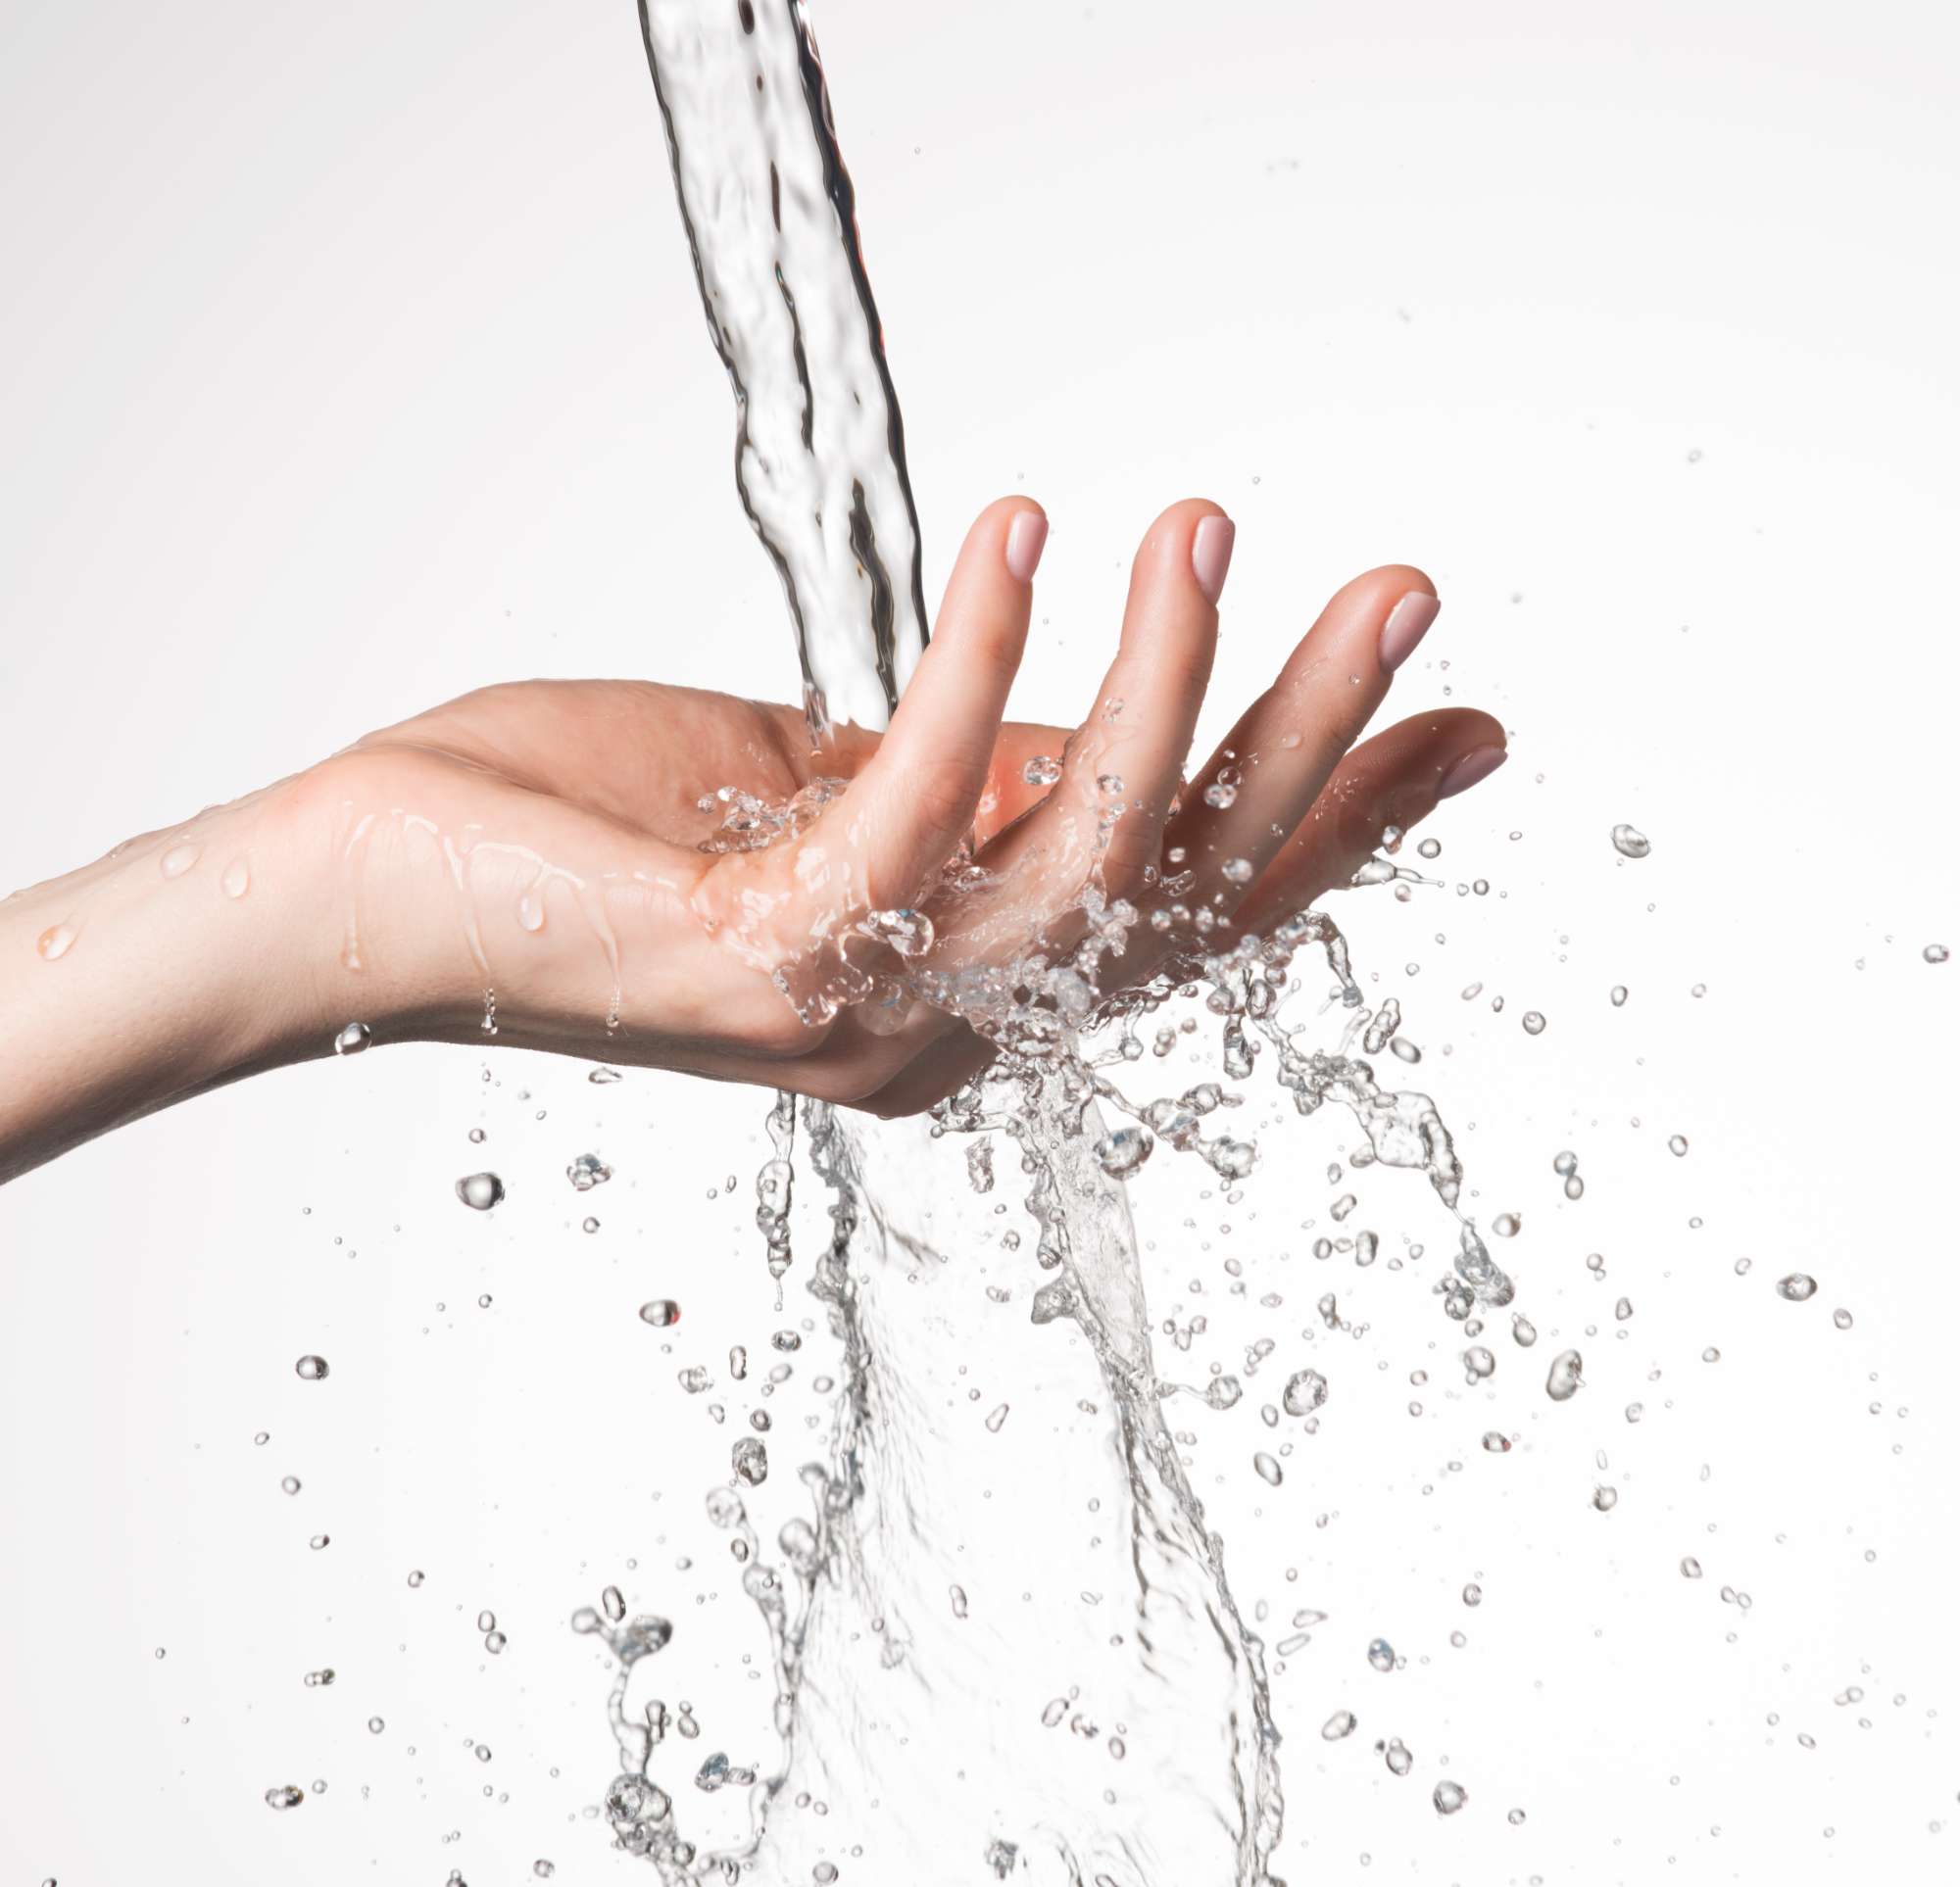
(0, 497, 1504, 1182)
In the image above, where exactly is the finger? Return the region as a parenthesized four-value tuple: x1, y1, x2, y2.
(1231, 708, 1506, 934)
(1162, 565, 1440, 898)
(841, 497, 1047, 907)
(986, 498, 1231, 897)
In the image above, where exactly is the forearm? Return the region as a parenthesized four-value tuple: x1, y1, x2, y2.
(0, 784, 337, 1183)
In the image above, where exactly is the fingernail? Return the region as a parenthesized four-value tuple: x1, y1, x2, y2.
(1192, 514, 1236, 604)
(1004, 509, 1049, 583)
(1436, 745, 1507, 798)
(1379, 590, 1441, 673)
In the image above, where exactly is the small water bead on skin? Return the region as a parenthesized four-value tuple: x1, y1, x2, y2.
(294, 1354, 328, 1381)
(332, 1020, 372, 1056)
(1321, 1709, 1357, 1740)
(566, 1152, 612, 1191)
(159, 842, 201, 879)
(639, 1299, 681, 1329)
(1433, 1780, 1468, 1814)
(35, 922, 78, 961)
(455, 1172, 504, 1211)
(1610, 823, 1652, 859)
(1222, 856, 1255, 887)
(221, 856, 251, 898)
(1021, 754, 1063, 787)
(1778, 1273, 1818, 1301)
(1545, 1349, 1584, 1402)
(859, 907, 935, 958)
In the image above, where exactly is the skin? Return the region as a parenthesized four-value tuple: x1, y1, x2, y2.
(0, 497, 1503, 1185)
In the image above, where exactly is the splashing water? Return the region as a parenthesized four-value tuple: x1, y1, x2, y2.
(570, 6, 1533, 1883)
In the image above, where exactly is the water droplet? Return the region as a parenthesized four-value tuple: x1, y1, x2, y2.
(1511, 1314, 1538, 1348)
(1545, 1349, 1585, 1402)
(1433, 1779, 1468, 1814)
(221, 857, 251, 898)
(1924, 944, 1948, 964)
(1681, 1556, 1703, 1578)
(1521, 1011, 1546, 1036)
(860, 907, 935, 958)
(1021, 755, 1063, 787)
(1592, 1484, 1619, 1512)
(35, 923, 76, 961)
(407, 1571, 423, 1588)
(1834, 1308, 1854, 1330)
(732, 1436, 768, 1485)
(1417, 837, 1442, 859)
(333, 1021, 371, 1056)
(1094, 1127, 1152, 1179)
(1482, 1431, 1511, 1453)
(567, 1152, 613, 1191)
(368, 1716, 385, 1733)
(1777, 1273, 1818, 1302)
(1321, 1709, 1357, 1740)
(588, 1066, 624, 1085)
(1492, 1212, 1520, 1236)
(1462, 1582, 1483, 1605)
(1282, 1369, 1328, 1416)
(160, 843, 201, 879)
(294, 1355, 328, 1381)
(1385, 1737, 1413, 1776)
(639, 1299, 681, 1329)
(1610, 823, 1651, 859)
(1367, 1637, 1396, 1672)
(456, 1172, 504, 1211)
(1668, 1134, 1689, 1156)
(280, 1476, 301, 1495)
(1252, 1452, 1284, 1486)
(1610, 984, 1629, 1005)
(985, 1402, 1009, 1432)
(265, 1785, 304, 1811)
(1222, 856, 1255, 886)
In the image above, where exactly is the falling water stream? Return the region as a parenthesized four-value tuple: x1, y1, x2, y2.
(578, 6, 1510, 1882)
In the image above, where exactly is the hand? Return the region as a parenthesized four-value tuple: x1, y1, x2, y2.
(0, 497, 1504, 1182)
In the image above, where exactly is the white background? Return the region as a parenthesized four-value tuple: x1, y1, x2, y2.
(2, 1, 1956, 1882)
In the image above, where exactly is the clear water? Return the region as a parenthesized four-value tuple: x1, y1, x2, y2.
(579, 6, 1529, 1881)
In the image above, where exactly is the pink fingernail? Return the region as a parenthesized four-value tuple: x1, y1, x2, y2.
(1436, 745, 1507, 798)
(1379, 590, 1441, 673)
(1004, 509, 1049, 582)
(1192, 514, 1236, 604)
